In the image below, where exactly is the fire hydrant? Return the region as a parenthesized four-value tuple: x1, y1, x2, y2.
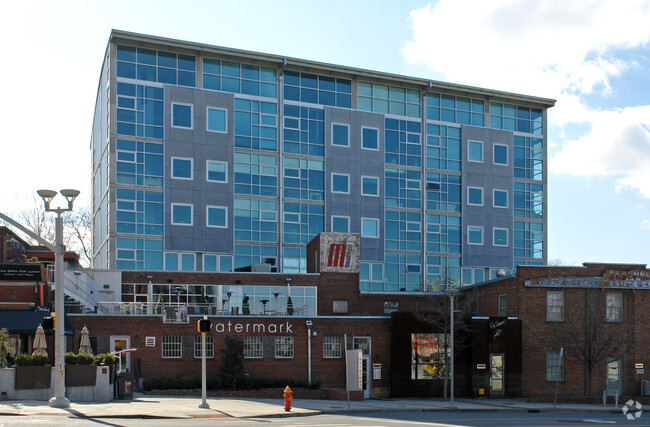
(283, 385, 293, 411)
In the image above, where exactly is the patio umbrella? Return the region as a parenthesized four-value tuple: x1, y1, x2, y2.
(32, 325, 47, 356)
(79, 325, 92, 355)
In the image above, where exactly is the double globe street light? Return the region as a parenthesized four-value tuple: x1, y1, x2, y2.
(37, 189, 80, 408)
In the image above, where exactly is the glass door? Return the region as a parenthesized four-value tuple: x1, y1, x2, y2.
(606, 359, 621, 396)
(489, 353, 505, 398)
(110, 335, 131, 372)
(353, 337, 371, 398)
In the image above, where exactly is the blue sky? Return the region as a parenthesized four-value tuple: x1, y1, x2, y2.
(1, 0, 648, 266)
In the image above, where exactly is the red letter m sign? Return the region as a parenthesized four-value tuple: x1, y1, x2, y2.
(327, 243, 347, 268)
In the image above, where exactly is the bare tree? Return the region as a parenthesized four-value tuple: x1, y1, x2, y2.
(2, 198, 91, 267)
(553, 289, 633, 397)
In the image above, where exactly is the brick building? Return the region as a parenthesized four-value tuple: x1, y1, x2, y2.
(467, 263, 650, 399)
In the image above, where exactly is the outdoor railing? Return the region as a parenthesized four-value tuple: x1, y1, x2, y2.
(95, 301, 308, 322)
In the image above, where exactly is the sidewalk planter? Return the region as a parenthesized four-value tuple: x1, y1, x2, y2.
(15, 365, 51, 390)
(66, 365, 113, 402)
(66, 364, 97, 387)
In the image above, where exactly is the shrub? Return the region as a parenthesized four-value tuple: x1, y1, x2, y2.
(65, 352, 95, 365)
(94, 353, 118, 365)
(14, 353, 48, 366)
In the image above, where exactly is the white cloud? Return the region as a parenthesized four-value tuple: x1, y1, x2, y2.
(403, 0, 650, 197)
(641, 220, 650, 230)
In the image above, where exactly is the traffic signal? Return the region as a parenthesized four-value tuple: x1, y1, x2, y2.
(42, 316, 54, 331)
(197, 318, 212, 333)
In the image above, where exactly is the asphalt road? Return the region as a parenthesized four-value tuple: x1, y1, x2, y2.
(1, 410, 648, 427)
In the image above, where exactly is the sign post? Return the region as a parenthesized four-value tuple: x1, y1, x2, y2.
(198, 316, 211, 409)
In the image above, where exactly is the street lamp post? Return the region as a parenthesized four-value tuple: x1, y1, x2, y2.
(445, 287, 458, 406)
(37, 189, 80, 408)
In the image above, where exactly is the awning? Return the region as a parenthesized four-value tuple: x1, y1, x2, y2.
(0, 310, 74, 335)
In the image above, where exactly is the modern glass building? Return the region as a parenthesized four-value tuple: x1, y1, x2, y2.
(91, 30, 555, 290)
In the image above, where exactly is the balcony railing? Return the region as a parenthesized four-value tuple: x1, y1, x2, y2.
(95, 302, 308, 322)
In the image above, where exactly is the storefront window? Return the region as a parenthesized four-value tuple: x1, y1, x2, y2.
(411, 333, 450, 380)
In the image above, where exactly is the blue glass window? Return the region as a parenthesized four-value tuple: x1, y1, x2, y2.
(207, 107, 227, 132)
(234, 98, 277, 151)
(361, 218, 379, 238)
(514, 136, 543, 180)
(171, 203, 193, 225)
(494, 228, 508, 246)
(181, 253, 195, 271)
(116, 83, 163, 139)
(332, 124, 349, 147)
(468, 141, 483, 162)
(116, 140, 163, 187)
(358, 82, 420, 118)
(493, 190, 508, 208)
(426, 173, 461, 212)
(207, 206, 227, 228)
(426, 215, 461, 254)
(331, 216, 349, 233)
(234, 198, 277, 243)
(283, 202, 324, 245)
(117, 45, 195, 87)
(468, 226, 483, 245)
(203, 58, 277, 98)
(385, 210, 421, 251)
(467, 187, 483, 205)
(494, 144, 508, 165)
(385, 168, 421, 209)
(283, 70, 351, 108)
(514, 182, 543, 218)
(514, 221, 543, 259)
(234, 152, 277, 197)
(331, 173, 349, 193)
(490, 102, 543, 135)
(385, 119, 421, 167)
(362, 127, 378, 150)
(206, 161, 227, 183)
(172, 104, 192, 128)
(116, 189, 163, 236)
(427, 93, 484, 126)
(171, 157, 193, 180)
(283, 105, 324, 156)
(361, 176, 379, 196)
(283, 157, 324, 201)
(426, 124, 461, 172)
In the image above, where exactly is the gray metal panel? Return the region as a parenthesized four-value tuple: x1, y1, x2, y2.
(461, 125, 514, 269)
(164, 86, 234, 254)
(325, 107, 384, 261)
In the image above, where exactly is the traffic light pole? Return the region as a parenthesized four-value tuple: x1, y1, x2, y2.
(199, 332, 209, 408)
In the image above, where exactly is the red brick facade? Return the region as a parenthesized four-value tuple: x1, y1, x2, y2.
(468, 263, 650, 399)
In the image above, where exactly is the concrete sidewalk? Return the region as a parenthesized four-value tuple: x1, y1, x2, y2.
(0, 393, 623, 419)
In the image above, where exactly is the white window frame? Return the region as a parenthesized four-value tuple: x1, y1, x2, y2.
(275, 336, 294, 358)
(493, 143, 509, 166)
(331, 173, 350, 194)
(171, 157, 193, 180)
(493, 189, 508, 208)
(206, 205, 228, 229)
(497, 294, 507, 317)
(361, 175, 380, 197)
(244, 336, 263, 359)
(193, 335, 214, 358)
(162, 336, 182, 358)
(361, 217, 379, 238)
(171, 203, 193, 226)
(546, 351, 564, 381)
(323, 336, 342, 358)
(145, 336, 156, 347)
(467, 226, 483, 245)
(605, 292, 623, 322)
(331, 123, 350, 147)
(331, 215, 350, 233)
(180, 252, 196, 271)
(206, 160, 228, 183)
(493, 227, 509, 247)
(546, 290, 564, 322)
(206, 106, 228, 133)
(467, 186, 483, 206)
(468, 140, 483, 163)
(361, 126, 379, 151)
(171, 103, 193, 129)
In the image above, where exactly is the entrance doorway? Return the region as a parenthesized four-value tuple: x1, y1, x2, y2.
(353, 337, 371, 398)
(489, 353, 504, 398)
(606, 358, 622, 397)
(110, 335, 131, 372)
